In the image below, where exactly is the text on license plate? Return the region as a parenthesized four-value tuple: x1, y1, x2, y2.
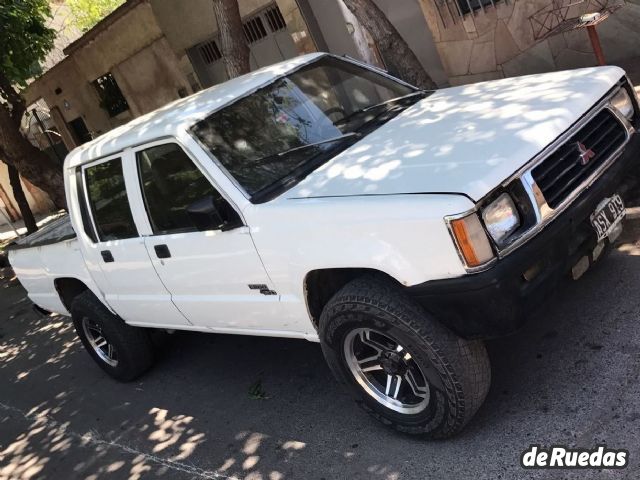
(590, 194, 625, 242)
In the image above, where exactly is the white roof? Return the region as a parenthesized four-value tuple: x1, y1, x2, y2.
(66, 52, 326, 168)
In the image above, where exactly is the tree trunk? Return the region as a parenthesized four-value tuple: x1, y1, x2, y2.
(212, 0, 251, 79)
(341, 0, 437, 90)
(0, 104, 66, 209)
(8, 164, 37, 234)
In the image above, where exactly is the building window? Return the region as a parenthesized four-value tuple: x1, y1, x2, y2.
(93, 73, 129, 117)
(199, 39, 222, 65)
(264, 5, 286, 32)
(68, 117, 92, 145)
(456, 0, 500, 16)
(243, 16, 268, 43)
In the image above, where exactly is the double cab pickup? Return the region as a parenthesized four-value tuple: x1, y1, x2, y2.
(9, 53, 640, 437)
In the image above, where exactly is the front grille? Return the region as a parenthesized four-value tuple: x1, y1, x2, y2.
(532, 109, 627, 208)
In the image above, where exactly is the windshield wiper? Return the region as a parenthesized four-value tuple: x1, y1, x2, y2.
(251, 133, 363, 203)
(359, 90, 428, 114)
(274, 132, 361, 157)
(334, 91, 428, 128)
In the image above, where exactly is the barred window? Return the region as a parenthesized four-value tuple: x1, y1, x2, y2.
(264, 5, 286, 32)
(93, 73, 129, 117)
(199, 39, 222, 64)
(243, 16, 268, 43)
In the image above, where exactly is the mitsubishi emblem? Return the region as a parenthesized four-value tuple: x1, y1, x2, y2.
(576, 141, 595, 166)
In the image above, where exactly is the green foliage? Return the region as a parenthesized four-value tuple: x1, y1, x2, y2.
(0, 0, 55, 86)
(68, 0, 125, 32)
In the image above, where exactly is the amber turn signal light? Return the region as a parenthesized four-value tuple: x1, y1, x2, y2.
(448, 213, 495, 269)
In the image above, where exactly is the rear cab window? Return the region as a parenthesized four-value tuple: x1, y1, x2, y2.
(83, 158, 138, 241)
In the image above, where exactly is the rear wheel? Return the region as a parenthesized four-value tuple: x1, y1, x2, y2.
(71, 291, 155, 382)
(319, 275, 491, 438)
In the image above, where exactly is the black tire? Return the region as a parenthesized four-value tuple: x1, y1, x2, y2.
(70, 291, 155, 382)
(319, 274, 491, 438)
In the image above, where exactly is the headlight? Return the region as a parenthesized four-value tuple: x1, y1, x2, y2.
(481, 193, 521, 246)
(448, 212, 495, 269)
(611, 88, 634, 119)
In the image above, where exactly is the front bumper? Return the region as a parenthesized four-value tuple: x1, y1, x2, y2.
(407, 133, 640, 340)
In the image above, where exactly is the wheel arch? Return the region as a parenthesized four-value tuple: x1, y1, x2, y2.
(54, 277, 99, 313)
(303, 268, 401, 331)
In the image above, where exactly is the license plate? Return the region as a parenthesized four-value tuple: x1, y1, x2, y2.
(590, 194, 625, 242)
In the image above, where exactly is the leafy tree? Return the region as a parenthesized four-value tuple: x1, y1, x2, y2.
(0, 0, 63, 231)
(341, 0, 436, 90)
(68, 0, 124, 32)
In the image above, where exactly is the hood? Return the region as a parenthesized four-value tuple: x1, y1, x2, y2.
(288, 66, 625, 202)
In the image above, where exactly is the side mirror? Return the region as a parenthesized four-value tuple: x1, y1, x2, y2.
(186, 196, 225, 232)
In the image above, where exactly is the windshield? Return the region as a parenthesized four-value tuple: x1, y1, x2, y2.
(192, 56, 424, 202)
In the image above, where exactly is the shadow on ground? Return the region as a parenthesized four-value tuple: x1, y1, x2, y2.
(2, 226, 640, 479)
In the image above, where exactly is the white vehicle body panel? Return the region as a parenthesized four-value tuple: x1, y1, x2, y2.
(289, 66, 625, 201)
(7, 53, 627, 342)
(75, 152, 191, 328)
(246, 193, 472, 289)
(9, 238, 99, 315)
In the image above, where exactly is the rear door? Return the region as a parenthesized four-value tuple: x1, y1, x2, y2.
(78, 153, 190, 328)
(127, 140, 287, 333)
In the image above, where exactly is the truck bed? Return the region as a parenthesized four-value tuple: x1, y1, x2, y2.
(8, 214, 76, 250)
(7, 215, 93, 316)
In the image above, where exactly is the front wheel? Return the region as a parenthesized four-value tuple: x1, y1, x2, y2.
(319, 275, 491, 438)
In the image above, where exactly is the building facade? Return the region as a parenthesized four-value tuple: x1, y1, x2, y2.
(23, 0, 640, 156)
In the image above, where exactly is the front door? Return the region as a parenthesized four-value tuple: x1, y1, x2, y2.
(80, 154, 190, 328)
(130, 141, 286, 333)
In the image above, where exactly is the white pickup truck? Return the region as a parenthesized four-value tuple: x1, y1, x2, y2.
(8, 53, 640, 437)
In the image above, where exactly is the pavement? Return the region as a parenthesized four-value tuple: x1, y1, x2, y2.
(2, 222, 640, 480)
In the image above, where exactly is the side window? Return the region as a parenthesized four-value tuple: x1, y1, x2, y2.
(84, 158, 138, 241)
(136, 143, 240, 234)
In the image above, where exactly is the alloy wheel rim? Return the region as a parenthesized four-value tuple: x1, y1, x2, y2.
(81, 317, 118, 367)
(344, 328, 430, 414)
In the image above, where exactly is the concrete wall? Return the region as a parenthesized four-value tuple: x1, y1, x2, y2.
(151, 0, 276, 55)
(151, 0, 315, 85)
(25, 0, 190, 145)
(24, 57, 115, 140)
(418, 0, 640, 86)
(0, 164, 55, 219)
(277, 0, 317, 55)
(68, 2, 164, 80)
(306, 0, 448, 86)
(595, 0, 640, 76)
(112, 37, 192, 116)
(306, 0, 363, 59)
(373, 0, 448, 86)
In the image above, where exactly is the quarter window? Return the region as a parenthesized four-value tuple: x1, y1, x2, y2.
(84, 158, 138, 241)
(136, 143, 239, 234)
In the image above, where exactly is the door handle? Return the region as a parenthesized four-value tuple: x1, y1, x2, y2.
(101, 250, 114, 263)
(154, 244, 171, 259)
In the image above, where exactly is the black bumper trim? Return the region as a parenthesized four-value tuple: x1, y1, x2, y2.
(407, 133, 640, 340)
